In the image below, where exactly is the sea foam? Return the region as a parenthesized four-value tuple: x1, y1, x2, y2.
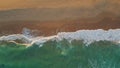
(0, 29, 120, 46)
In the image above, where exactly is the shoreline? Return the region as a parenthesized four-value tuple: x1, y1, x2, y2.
(0, 16, 120, 36)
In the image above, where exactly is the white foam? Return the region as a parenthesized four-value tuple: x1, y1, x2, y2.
(0, 29, 120, 47)
(57, 29, 120, 45)
(0, 34, 31, 44)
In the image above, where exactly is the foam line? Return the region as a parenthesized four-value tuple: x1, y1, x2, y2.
(0, 29, 120, 46)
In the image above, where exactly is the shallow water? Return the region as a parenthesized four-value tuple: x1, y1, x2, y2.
(0, 40, 120, 68)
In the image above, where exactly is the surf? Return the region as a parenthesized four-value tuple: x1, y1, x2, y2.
(0, 29, 120, 47)
(0, 29, 120, 68)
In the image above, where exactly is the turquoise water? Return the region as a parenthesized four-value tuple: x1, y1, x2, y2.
(0, 40, 120, 68)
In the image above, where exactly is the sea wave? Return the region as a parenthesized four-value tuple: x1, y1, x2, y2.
(0, 29, 120, 47)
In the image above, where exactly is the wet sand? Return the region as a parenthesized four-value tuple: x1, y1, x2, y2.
(0, 15, 120, 36)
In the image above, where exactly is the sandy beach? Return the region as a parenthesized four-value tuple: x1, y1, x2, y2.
(0, 14, 120, 36)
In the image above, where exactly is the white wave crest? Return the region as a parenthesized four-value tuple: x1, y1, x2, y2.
(0, 29, 120, 47)
(0, 34, 31, 44)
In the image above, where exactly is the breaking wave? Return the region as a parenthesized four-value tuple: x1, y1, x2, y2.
(1, 29, 120, 68)
(0, 29, 120, 47)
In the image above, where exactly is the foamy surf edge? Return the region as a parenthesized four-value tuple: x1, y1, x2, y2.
(0, 29, 120, 47)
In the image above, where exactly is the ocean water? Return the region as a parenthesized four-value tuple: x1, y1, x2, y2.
(0, 40, 120, 68)
(0, 29, 120, 68)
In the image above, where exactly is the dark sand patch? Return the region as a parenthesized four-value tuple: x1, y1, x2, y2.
(0, 15, 120, 36)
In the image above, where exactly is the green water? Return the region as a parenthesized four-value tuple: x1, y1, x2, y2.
(0, 40, 120, 68)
